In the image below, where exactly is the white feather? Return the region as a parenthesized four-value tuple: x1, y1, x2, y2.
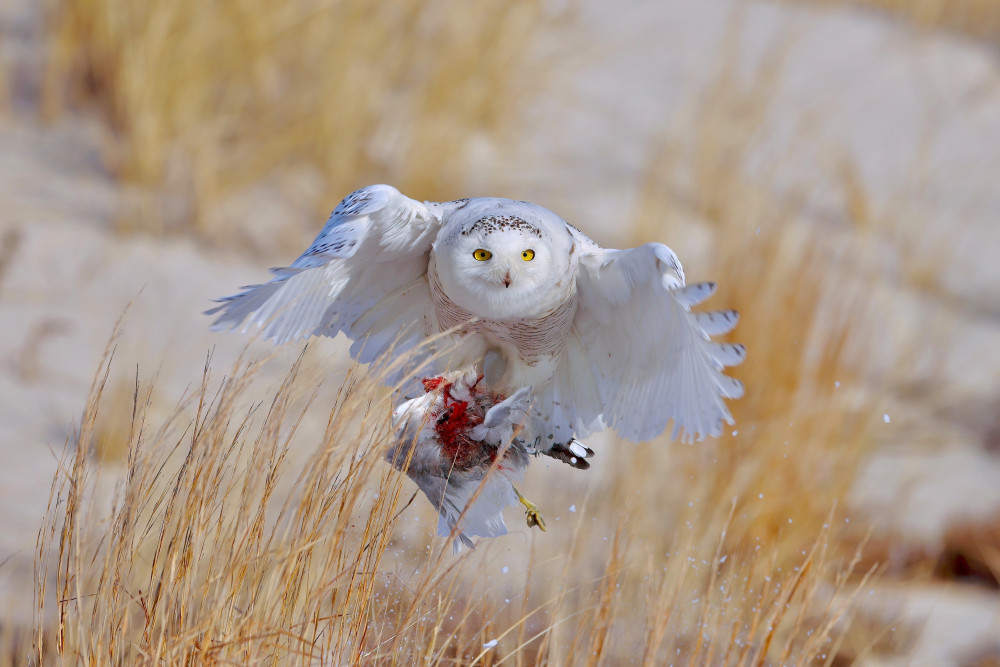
(435, 472, 520, 547)
(207, 184, 445, 370)
(674, 281, 717, 308)
(540, 243, 745, 444)
(694, 309, 740, 336)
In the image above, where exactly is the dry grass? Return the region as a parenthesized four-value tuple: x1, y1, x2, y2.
(7, 316, 74, 383)
(42, 0, 554, 246)
(629, 25, 886, 576)
(37, 0, 1000, 249)
(24, 320, 882, 665)
(799, 0, 1000, 41)
(0, 228, 23, 299)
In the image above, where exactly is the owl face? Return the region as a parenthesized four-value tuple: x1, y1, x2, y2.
(433, 209, 571, 320)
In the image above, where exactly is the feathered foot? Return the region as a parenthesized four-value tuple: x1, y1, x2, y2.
(513, 486, 546, 531)
(543, 439, 594, 470)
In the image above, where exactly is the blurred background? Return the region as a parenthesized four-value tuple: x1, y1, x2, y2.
(2, 0, 1000, 663)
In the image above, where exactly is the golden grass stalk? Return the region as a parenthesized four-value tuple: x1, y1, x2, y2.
(43, 0, 553, 243)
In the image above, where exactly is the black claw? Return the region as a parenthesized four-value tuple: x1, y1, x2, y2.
(542, 439, 594, 470)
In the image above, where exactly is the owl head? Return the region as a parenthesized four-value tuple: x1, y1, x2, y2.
(432, 199, 573, 320)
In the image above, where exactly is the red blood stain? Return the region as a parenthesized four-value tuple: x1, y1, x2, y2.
(420, 375, 510, 470)
(422, 376, 447, 392)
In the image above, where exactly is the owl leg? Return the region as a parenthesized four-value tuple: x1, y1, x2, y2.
(512, 486, 546, 531)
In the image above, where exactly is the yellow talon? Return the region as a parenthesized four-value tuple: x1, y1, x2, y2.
(513, 486, 546, 532)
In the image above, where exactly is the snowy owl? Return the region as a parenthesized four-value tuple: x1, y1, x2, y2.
(209, 184, 745, 461)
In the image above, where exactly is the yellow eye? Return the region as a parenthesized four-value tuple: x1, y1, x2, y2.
(473, 248, 492, 261)
(521, 249, 535, 261)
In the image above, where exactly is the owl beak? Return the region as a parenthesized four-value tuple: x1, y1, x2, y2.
(503, 271, 511, 288)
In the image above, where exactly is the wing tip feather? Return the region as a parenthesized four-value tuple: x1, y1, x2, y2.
(675, 281, 718, 307)
(695, 309, 740, 335)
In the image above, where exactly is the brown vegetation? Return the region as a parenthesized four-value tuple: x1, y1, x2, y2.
(27, 324, 880, 665)
(43, 0, 553, 245)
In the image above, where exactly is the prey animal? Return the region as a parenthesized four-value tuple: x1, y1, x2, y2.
(387, 371, 543, 551)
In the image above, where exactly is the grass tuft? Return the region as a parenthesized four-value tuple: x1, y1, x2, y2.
(43, 0, 555, 246)
(629, 27, 884, 576)
(24, 312, 884, 664)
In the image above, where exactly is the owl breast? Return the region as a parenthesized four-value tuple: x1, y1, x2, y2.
(427, 257, 577, 388)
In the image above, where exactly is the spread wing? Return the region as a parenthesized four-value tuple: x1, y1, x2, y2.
(207, 184, 444, 376)
(541, 242, 745, 444)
